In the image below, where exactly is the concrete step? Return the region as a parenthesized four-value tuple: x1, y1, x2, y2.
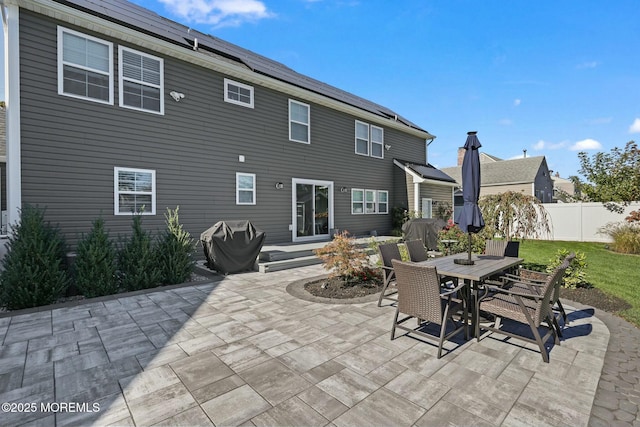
(257, 255, 323, 273)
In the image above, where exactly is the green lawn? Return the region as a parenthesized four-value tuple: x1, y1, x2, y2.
(518, 240, 640, 327)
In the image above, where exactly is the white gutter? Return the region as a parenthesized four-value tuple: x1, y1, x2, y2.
(3, 2, 21, 232)
(15, 0, 434, 140)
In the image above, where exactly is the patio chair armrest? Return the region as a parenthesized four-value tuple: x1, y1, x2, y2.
(505, 270, 548, 283)
(483, 283, 544, 301)
(440, 281, 466, 297)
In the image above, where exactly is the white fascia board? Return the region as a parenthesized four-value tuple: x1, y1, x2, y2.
(18, 0, 434, 140)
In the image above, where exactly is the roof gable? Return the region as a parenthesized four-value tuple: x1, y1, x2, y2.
(441, 156, 546, 186)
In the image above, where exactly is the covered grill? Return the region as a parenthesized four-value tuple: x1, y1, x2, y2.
(200, 220, 265, 274)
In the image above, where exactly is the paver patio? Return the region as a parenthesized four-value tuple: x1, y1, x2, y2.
(0, 264, 609, 426)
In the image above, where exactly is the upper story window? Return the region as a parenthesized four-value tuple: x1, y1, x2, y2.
(355, 121, 384, 159)
(114, 167, 156, 215)
(355, 121, 369, 156)
(289, 100, 310, 144)
(58, 26, 113, 104)
(224, 78, 254, 108)
(119, 46, 164, 114)
(236, 173, 256, 205)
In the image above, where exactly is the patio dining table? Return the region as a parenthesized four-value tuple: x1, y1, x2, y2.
(417, 253, 524, 336)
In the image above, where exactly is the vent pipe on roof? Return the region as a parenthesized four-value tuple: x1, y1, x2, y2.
(193, 38, 198, 51)
(523, 149, 527, 158)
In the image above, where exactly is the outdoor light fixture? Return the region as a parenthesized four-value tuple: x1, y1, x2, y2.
(169, 91, 185, 102)
(275, 182, 284, 190)
(385, 144, 392, 151)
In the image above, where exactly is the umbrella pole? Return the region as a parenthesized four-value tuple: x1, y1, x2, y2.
(467, 233, 472, 263)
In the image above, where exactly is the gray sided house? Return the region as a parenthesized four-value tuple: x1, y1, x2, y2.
(2, 0, 453, 248)
(441, 152, 555, 220)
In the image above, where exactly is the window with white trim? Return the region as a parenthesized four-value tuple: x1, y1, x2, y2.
(365, 190, 376, 214)
(378, 190, 389, 214)
(236, 173, 256, 205)
(355, 120, 384, 158)
(355, 121, 369, 156)
(421, 198, 433, 218)
(224, 78, 254, 108)
(58, 26, 113, 104)
(114, 167, 156, 215)
(289, 100, 310, 143)
(351, 189, 364, 214)
(119, 46, 164, 114)
(371, 126, 384, 158)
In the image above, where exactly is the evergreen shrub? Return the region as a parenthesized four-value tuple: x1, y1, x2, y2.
(156, 207, 195, 285)
(118, 215, 160, 291)
(74, 218, 119, 297)
(0, 205, 69, 309)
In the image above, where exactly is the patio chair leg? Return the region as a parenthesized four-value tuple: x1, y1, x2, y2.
(529, 322, 550, 363)
(390, 308, 400, 340)
(552, 316, 563, 339)
(556, 300, 568, 323)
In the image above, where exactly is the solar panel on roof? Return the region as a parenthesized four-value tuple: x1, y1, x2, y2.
(56, 0, 428, 133)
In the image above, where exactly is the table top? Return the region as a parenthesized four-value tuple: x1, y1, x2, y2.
(418, 254, 523, 282)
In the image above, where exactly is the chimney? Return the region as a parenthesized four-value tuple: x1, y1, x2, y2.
(523, 149, 527, 158)
(457, 147, 465, 166)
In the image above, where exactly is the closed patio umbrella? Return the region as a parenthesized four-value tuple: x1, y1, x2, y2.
(454, 131, 485, 265)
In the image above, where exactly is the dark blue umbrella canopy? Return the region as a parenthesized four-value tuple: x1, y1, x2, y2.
(456, 132, 485, 234)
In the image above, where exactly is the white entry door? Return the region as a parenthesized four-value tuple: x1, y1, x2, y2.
(292, 178, 334, 242)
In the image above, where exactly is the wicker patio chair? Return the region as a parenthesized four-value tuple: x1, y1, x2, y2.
(499, 252, 575, 333)
(405, 239, 429, 262)
(377, 242, 403, 307)
(391, 260, 468, 358)
(475, 258, 570, 363)
(484, 239, 509, 256)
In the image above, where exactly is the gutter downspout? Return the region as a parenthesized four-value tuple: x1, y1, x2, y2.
(2, 2, 21, 233)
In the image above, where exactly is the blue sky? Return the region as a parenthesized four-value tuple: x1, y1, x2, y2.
(3, 0, 640, 178)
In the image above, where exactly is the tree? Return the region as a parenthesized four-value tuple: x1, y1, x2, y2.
(575, 141, 640, 212)
(479, 191, 551, 240)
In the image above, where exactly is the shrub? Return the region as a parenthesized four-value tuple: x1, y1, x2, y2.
(436, 219, 485, 255)
(546, 248, 588, 288)
(74, 218, 119, 298)
(599, 222, 640, 255)
(314, 230, 370, 281)
(0, 205, 69, 309)
(118, 215, 161, 291)
(156, 207, 195, 285)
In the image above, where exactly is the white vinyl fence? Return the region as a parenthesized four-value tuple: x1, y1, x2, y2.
(540, 202, 640, 242)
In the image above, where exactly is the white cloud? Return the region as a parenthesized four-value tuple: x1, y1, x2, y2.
(586, 117, 612, 125)
(159, 0, 274, 27)
(534, 140, 567, 151)
(570, 138, 602, 151)
(577, 61, 599, 69)
(498, 118, 512, 126)
(629, 118, 640, 133)
(513, 99, 521, 107)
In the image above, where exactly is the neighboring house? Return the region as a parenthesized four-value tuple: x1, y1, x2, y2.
(441, 150, 555, 220)
(551, 173, 576, 202)
(2, 0, 453, 247)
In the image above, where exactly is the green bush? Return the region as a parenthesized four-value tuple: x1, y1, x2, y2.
(118, 215, 161, 291)
(0, 205, 69, 309)
(546, 248, 588, 288)
(599, 222, 640, 255)
(156, 207, 195, 285)
(314, 230, 371, 281)
(74, 218, 119, 298)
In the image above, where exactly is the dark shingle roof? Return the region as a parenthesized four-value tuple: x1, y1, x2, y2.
(55, 0, 430, 135)
(395, 159, 457, 184)
(441, 156, 545, 186)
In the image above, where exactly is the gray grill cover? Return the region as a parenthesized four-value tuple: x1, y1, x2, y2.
(200, 221, 265, 274)
(402, 218, 447, 251)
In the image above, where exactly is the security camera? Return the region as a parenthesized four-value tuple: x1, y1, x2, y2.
(170, 91, 185, 102)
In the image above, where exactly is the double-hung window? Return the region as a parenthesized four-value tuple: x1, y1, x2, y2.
(365, 190, 376, 214)
(377, 190, 389, 214)
(371, 126, 384, 158)
(355, 121, 384, 158)
(355, 121, 369, 156)
(351, 189, 364, 214)
(289, 100, 310, 143)
(114, 167, 156, 215)
(224, 78, 254, 108)
(236, 173, 256, 205)
(119, 46, 164, 114)
(58, 26, 113, 104)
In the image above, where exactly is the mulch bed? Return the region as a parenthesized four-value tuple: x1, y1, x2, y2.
(304, 272, 632, 313)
